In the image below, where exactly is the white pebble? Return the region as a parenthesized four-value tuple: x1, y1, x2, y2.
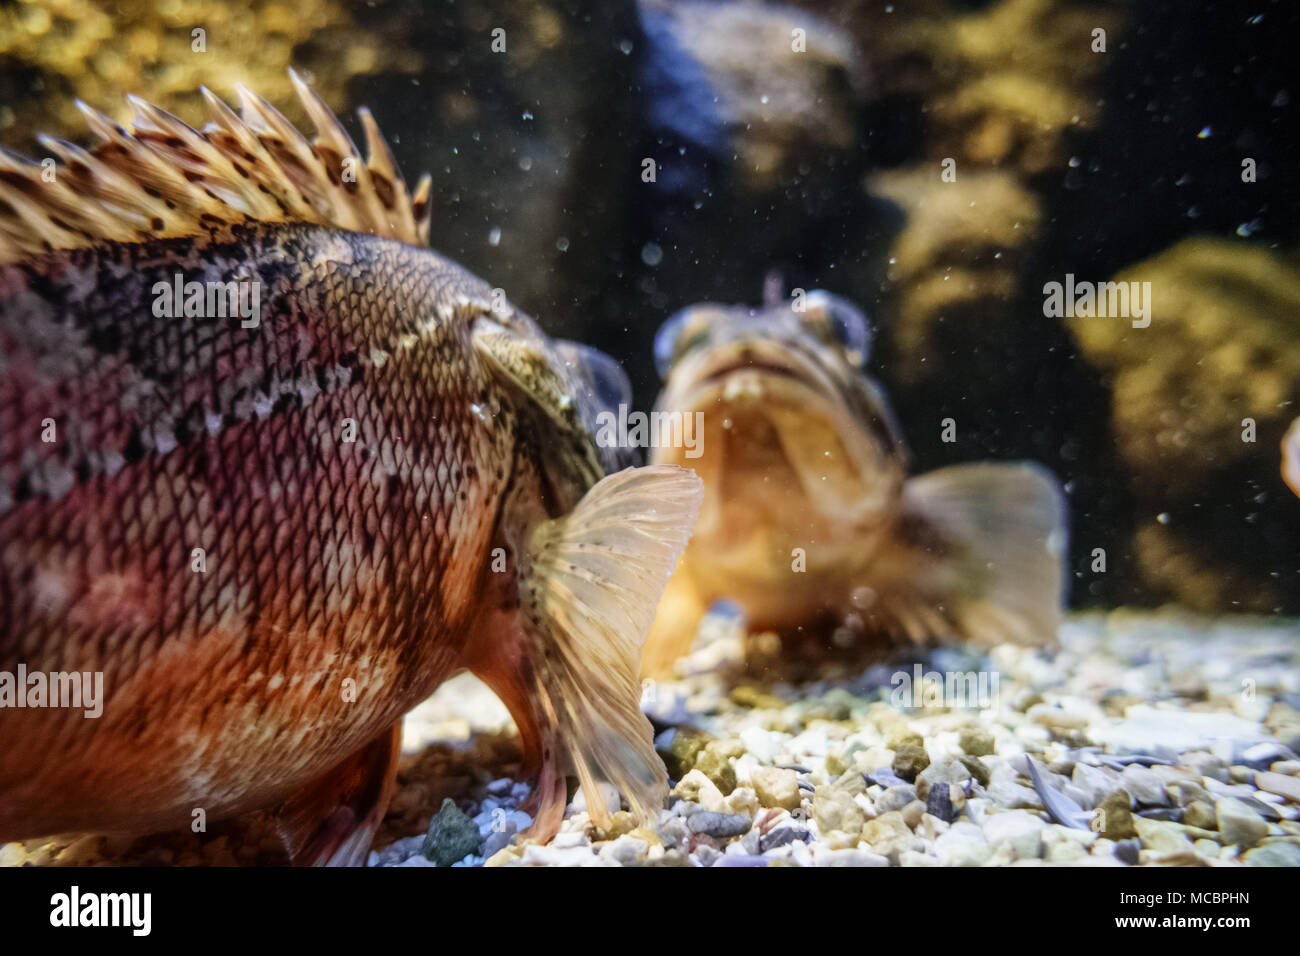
(982, 810, 1046, 860)
(599, 836, 648, 865)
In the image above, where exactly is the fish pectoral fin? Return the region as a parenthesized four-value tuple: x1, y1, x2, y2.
(869, 462, 1067, 647)
(272, 722, 401, 867)
(519, 464, 703, 834)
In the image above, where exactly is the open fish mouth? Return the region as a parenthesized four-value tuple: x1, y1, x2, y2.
(660, 338, 898, 524)
(670, 339, 842, 411)
(697, 356, 810, 385)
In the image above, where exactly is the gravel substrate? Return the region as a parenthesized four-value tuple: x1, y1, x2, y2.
(385, 609, 1300, 868)
(6, 609, 1300, 867)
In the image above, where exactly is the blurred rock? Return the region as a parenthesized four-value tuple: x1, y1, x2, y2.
(639, 0, 868, 198)
(829, 0, 1122, 177)
(1244, 843, 1300, 867)
(869, 166, 1041, 387)
(0, 0, 419, 148)
(1215, 798, 1267, 850)
(912, 0, 1119, 177)
(1067, 238, 1300, 612)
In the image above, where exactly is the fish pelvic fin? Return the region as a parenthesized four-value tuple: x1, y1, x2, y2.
(519, 464, 702, 833)
(866, 462, 1067, 648)
(0, 69, 429, 263)
(272, 722, 402, 867)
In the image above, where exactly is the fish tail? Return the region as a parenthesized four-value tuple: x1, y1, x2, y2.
(471, 465, 702, 839)
(865, 462, 1068, 647)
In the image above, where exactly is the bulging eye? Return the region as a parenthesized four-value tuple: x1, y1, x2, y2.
(802, 290, 872, 364)
(654, 307, 713, 380)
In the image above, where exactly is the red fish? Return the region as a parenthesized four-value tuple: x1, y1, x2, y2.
(0, 72, 701, 864)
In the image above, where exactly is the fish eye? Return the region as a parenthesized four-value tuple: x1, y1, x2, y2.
(801, 290, 872, 364)
(654, 307, 713, 380)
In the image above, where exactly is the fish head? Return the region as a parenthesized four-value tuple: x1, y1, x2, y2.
(472, 304, 635, 508)
(651, 289, 906, 532)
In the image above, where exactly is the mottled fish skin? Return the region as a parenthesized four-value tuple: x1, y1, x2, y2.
(641, 288, 1066, 678)
(0, 222, 518, 836)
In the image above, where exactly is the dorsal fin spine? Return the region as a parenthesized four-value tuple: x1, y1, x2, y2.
(0, 72, 430, 263)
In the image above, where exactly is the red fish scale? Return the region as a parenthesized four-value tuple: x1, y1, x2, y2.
(0, 223, 516, 836)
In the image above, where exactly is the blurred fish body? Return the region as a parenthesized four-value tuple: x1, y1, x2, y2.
(641, 287, 1066, 677)
(0, 74, 701, 863)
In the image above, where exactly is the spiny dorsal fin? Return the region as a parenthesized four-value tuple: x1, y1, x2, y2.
(0, 68, 431, 263)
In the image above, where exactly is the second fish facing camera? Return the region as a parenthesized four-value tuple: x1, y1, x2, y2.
(641, 286, 1068, 679)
